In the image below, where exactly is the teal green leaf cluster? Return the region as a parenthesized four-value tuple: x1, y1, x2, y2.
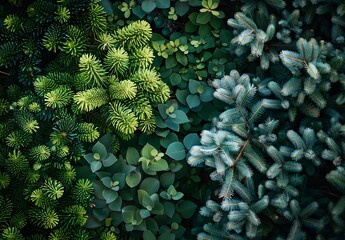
(81, 134, 196, 239)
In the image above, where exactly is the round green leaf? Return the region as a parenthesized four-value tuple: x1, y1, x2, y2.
(200, 87, 214, 102)
(102, 153, 117, 167)
(126, 172, 142, 188)
(166, 55, 178, 69)
(196, 12, 211, 24)
(141, 143, 156, 159)
(156, 0, 170, 8)
(160, 132, 179, 149)
(143, 230, 157, 240)
(84, 153, 96, 164)
(172, 192, 184, 200)
(170, 73, 182, 86)
(210, 16, 222, 29)
(93, 207, 110, 221)
(126, 147, 140, 165)
(169, 162, 183, 172)
(163, 202, 175, 218)
(171, 222, 179, 230)
(159, 191, 171, 200)
(171, 110, 189, 124)
(166, 142, 186, 161)
(85, 215, 103, 228)
(113, 173, 126, 189)
(142, 195, 154, 210)
(189, 0, 203, 6)
(140, 209, 151, 219)
(198, 24, 212, 36)
(160, 172, 175, 188)
(188, 80, 201, 94)
(100, 176, 112, 188)
(151, 201, 164, 215)
(178, 200, 197, 218)
(175, 1, 189, 16)
(142, 0, 156, 13)
(122, 205, 136, 223)
(90, 161, 102, 173)
(176, 89, 189, 105)
(92, 142, 107, 159)
(149, 159, 169, 172)
(185, 21, 198, 33)
(165, 118, 180, 131)
(138, 189, 150, 204)
(197, 85, 205, 94)
(102, 188, 118, 204)
(100, 0, 113, 15)
(176, 51, 188, 66)
(140, 177, 160, 195)
(132, 5, 146, 18)
(183, 133, 201, 150)
(105, 217, 112, 227)
(108, 197, 122, 211)
(157, 231, 175, 240)
(186, 94, 201, 108)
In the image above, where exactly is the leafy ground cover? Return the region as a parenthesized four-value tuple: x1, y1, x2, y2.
(0, 0, 345, 239)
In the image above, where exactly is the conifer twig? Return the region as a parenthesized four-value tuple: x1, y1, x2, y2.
(236, 102, 250, 130)
(0, 70, 10, 76)
(233, 137, 251, 167)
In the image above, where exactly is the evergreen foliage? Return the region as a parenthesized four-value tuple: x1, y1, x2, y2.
(189, 70, 345, 239)
(0, 0, 163, 238)
(1, 0, 345, 239)
(36, 20, 169, 140)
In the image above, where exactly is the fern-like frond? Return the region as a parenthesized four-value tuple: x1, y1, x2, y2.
(97, 32, 116, 50)
(0, 196, 13, 225)
(130, 68, 161, 91)
(29, 207, 59, 229)
(43, 24, 65, 52)
(42, 178, 64, 200)
(2, 227, 24, 240)
(5, 149, 29, 176)
(107, 101, 138, 137)
(74, 88, 108, 112)
(144, 81, 170, 104)
(124, 94, 153, 120)
(78, 54, 107, 88)
(34, 75, 59, 96)
(15, 111, 40, 133)
(113, 20, 152, 49)
(130, 46, 154, 69)
(109, 80, 137, 100)
(87, 3, 107, 36)
(60, 205, 87, 228)
(104, 47, 129, 76)
(29, 145, 51, 162)
(0, 99, 10, 116)
(44, 86, 74, 109)
(0, 172, 10, 189)
(77, 122, 100, 142)
(30, 189, 55, 208)
(139, 116, 156, 134)
(72, 179, 93, 206)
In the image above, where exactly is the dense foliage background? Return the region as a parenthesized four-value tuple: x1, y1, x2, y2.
(0, 0, 344, 239)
